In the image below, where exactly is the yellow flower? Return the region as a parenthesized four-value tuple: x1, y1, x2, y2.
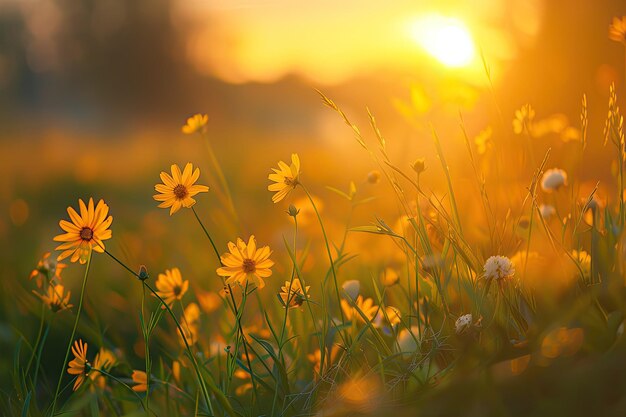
(153, 163, 209, 215)
(196, 288, 222, 313)
(340, 295, 378, 323)
(30, 252, 66, 288)
(67, 339, 90, 391)
(131, 370, 148, 392)
(609, 16, 626, 44)
(268, 154, 300, 203)
(90, 348, 116, 390)
(513, 104, 535, 135)
(34, 284, 72, 313)
(216, 236, 274, 289)
(179, 302, 201, 346)
(54, 198, 113, 264)
(307, 345, 342, 375)
(374, 306, 401, 328)
(380, 267, 399, 286)
(154, 267, 188, 307)
(279, 278, 310, 307)
(181, 114, 208, 135)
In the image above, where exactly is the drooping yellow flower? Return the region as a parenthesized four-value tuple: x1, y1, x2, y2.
(54, 198, 113, 264)
(340, 295, 379, 323)
(181, 114, 209, 135)
(179, 302, 201, 346)
(131, 370, 148, 392)
(90, 348, 117, 390)
(67, 339, 90, 391)
(512, 104, 535, 135)
(268, 154, 300, 203)
(279, 278, 310, 308)
(153, 163, 209, 215)
(609, 16, 626, 44)
(216, 236, 274, 289)
(30, 252, 66, 288)
(154, 267, 188, 307)
(34, 284, 72, 313)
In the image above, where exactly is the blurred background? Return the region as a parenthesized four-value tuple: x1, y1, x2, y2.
(1, 0, 626, 392)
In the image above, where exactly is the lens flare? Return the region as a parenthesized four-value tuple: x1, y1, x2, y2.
(409, 14, 476, 68)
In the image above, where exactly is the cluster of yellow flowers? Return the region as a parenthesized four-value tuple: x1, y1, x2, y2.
(39, 114, 325, 393)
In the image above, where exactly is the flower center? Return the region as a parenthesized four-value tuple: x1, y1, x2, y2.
(173, 285, 182, 296)
(174, 184, 188, 199)
(242, 258, 256, 273)
(80, 227, 94, 241)
(284, 177, 298, 187)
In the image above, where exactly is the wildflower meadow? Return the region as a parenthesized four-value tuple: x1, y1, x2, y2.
(2, 3, 626, 417)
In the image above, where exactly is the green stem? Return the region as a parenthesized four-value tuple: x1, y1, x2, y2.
(142, 285, 150, 411)
(25, 303, 46, 376)
(300, 185, 345, 326)
(103, 249, 234, 416)
(91, 368, 149, 414)
(50, 251, 92, 416)
(202, 133, 239, 224)
(191, 206, 222, 265)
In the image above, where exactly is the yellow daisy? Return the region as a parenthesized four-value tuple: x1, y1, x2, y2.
(34, 284, 72, 313)
(154, 267, 188, 307)
(609, 16, 626, 44)
(67, 339, 90, 391)
(153, 163, 209, 215)
(54, 198, 113, 264)
(90, 348, 117, 390)
(29, 252, 66, 288)
(216, 236, 274, 289)
(268, 154, 300, 203)
(182, 114, 208, 135)
(340, 295, 378, 323)
(131, 370, 148, 392)
(279, 278, 310, 308)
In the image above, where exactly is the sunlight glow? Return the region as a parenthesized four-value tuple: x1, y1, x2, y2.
(409, 15, 476, 68)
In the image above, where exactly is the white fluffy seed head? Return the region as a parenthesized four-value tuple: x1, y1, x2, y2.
(541, 168, 567, 192)
(483, 255, 515, 280)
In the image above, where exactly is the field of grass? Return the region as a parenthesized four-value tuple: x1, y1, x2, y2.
(3, 10, 626, 417)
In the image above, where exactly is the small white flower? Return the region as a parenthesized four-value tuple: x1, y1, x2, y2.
(539, 204, 556, 219)
(341, 280, 360, 300)
(541, 168, 567, 192)
(483, 255, 515, 280)
(455, 314, 473, 335)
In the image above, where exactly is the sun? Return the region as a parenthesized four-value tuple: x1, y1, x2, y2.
(409, 14, 476, 68)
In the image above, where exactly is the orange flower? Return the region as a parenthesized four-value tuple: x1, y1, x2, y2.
(29, 252, 66, 288)
(216, 236, 274, 289)
(90, 348, 116, 390)
(279, 278, 310, 307)
(67, 339, 90, 391)
(182, 114, 208, 135)
(34, 284, 72, 313)
(153, 163, 209, 215)
(609, 16, 626, 44)
(154, 267, 188, 307)
(340, 295, 378, 323)
(131, 370, 148, 392)
(54, 198, 113, 264)
(268, 154, 300, 203)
